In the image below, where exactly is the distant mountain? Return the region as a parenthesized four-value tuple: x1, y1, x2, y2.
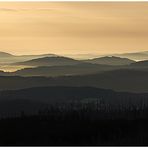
(0, 69, 148, 92)
(0, 51, 57, 64)
(16, 53, 57, 61)
(14, 63, 121, 77)
(84, 56, 135, 65)
(14, 56, 82, 67)
(114, 51, 148, 61)
(0, 52, 14, 58)
(0, 51, 56, 59)
(0, 86, 148, 116)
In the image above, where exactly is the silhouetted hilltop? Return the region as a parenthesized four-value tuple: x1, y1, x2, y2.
(84, 56, 135, 65)
(14, 56, 82, 66)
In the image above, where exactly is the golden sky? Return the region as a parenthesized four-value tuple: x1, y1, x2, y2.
(0, 2, 148, 55)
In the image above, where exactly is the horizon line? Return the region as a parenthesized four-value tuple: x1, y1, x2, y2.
(0, 0, 148, 2)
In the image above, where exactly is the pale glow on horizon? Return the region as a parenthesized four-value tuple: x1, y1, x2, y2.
(0, 2, 148, 56)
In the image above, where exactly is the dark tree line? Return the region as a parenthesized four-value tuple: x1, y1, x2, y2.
(0, 100, 148, 146)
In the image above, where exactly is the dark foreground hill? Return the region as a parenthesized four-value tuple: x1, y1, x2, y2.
(0, 86, 148, 117)
(0, 86, 148, 145)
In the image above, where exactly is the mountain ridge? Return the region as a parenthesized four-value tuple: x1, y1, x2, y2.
(84, 56, 135, 65)
(13, 56, 83, 67)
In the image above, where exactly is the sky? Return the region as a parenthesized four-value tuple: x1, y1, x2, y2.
(0, 2, 148, 56)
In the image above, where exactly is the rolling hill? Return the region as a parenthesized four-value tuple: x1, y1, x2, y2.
(84, 56, 135, 65)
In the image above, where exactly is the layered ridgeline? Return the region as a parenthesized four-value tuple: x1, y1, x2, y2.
(1, 55, 134, 76)
(2, 57, 148, 77)
(0, 51, 148, 93)
(10, 56, 148, 77)
(7, 56, 137, 76)
(0, 52, 148, 117)
(13, 56, 83, 66)
(1, 51, 148, 64)
(13, 55, 136, 67)
(0, 86, 148, 117)
(0, 52, 81, 72)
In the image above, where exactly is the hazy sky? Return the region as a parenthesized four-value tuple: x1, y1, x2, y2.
(0, 2, 148, 55)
